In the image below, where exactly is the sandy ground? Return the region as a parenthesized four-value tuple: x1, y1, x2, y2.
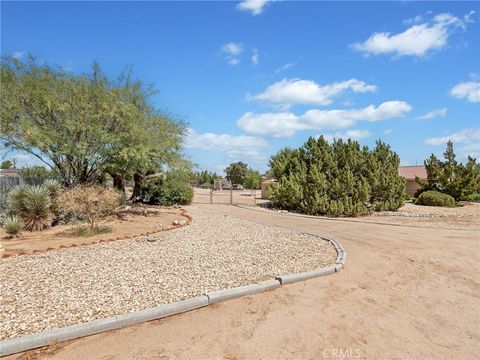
(0, 206, 185, 256)
(9, 203, 479, 360)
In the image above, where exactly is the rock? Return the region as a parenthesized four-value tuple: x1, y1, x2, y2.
(178, 220, 187, 226)
(172, 220, 179, 225)
(146, 237, 157, 242)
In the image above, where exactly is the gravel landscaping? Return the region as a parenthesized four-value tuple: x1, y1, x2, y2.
(0, 206, 336, 341)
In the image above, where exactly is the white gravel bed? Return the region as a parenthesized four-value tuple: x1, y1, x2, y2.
(0, 206, 336, 341)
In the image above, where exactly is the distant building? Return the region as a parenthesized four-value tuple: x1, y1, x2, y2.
(0, 168, 20, 178)
(398, 166, 427, 197)
(213, 178, 231, 191)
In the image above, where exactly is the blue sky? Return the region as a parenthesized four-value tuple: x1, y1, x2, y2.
(2, 1, 479, 174)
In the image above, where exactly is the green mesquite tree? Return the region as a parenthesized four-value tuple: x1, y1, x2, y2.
(1, 56, 186, 193)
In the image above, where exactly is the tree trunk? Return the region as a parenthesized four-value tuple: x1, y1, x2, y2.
(130, 172, 144, 202)
(112, 174, 125, 194)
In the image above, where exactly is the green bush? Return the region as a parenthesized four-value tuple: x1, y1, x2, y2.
(463, 193, 480, 202)
(144, 179, 193, 206)
(417, 190, 455, 207)
(268, 137, 406, 217)
(244, 170, 262, 190)
(73, 225, 112, 237)
(9, 185, 53, 231)
(2, 215, 24, 237)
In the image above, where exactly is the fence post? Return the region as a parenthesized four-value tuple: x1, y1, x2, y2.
(210, 188, 213, 204)
(230, 186, 233, 205)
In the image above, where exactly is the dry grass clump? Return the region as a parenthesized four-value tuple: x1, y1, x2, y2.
(59, 185, 121, 230)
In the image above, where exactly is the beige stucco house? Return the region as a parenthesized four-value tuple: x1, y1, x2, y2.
(398, 166, 427, 197)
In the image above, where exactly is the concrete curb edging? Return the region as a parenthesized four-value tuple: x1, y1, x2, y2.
(206, 280, 281, 304)
(0, 296, 209, 357)
(0, 233, 346, 357)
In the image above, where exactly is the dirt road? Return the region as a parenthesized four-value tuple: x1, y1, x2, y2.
(11, 204, 480, 360)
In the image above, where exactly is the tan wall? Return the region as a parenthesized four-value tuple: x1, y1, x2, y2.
(261, 181, 277, 200)
(406, 180, 421, 197)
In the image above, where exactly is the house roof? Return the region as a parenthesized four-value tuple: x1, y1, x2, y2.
(0, 168, 20, 176)
(398, 165, 427, 180)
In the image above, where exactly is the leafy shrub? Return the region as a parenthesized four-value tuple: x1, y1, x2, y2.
(73, 225, 112, 237)
(244, 170, 262, 190)
(2, 215, 24, 237)
(463, 193, 480, 202)
(268, 137, 406, 217)
(59, 185, 121, 229)
(9, 185, 53, 231)
(144, 178, 193, 206)
(417, 190, 455, 207)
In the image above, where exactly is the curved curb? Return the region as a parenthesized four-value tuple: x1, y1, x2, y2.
(207, 280, 280, 304)
(0, 296, 208, 357)
(0, 234, 346, 357)
(1, 208, 193, 259)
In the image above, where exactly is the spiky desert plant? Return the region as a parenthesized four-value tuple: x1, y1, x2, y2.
(2, 215, 24, 237)
(22, 186, 52, 231)
(43, 179, 61, 215)
(9, 185, 52, 231)
(8, 185, 29, 216)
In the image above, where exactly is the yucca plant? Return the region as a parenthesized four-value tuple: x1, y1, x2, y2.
(2, 215, 24, 237)
(8, 185, 29, 216)
(43, 179, 61, 215)
(8, 185, 52, 231)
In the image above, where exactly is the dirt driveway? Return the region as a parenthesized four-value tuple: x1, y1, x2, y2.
(10, 204, 480, 360)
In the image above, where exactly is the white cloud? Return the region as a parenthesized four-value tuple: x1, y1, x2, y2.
(238, 101, 412, 138)
(426, 128, 480, 159)
(425, 128, 480, 146)
(275, 63, 294, 74)
(251, 48, 259, 65)
(450, 81, 480, 102)
(322, 130, 372, 142)
(236, 0, 272, 16)
(383, 128, 394, 135)
(416, 108, 447, 120)
(13, 51, 25, 59)
(228, 58, 241, 65)
(221, 42, 244, 65)
(351, 11, 474, 57)
(252, 78, 378, 107)
(184, 128, 268, 162)
(403, 15, 424, 25)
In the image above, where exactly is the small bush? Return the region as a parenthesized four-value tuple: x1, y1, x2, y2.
(144, 179, 193, 206)
(463, 193, 480, 202)
(9, 185, 53, 231)
(73, 225, 112, 237)
(3, 215, 24, 237)
(59, 185, 121, 229)
(417, 190, 456, 207)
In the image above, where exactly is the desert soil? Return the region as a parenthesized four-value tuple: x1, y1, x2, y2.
(7, 202, 479, 360)
(0, 205, 186, 256)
